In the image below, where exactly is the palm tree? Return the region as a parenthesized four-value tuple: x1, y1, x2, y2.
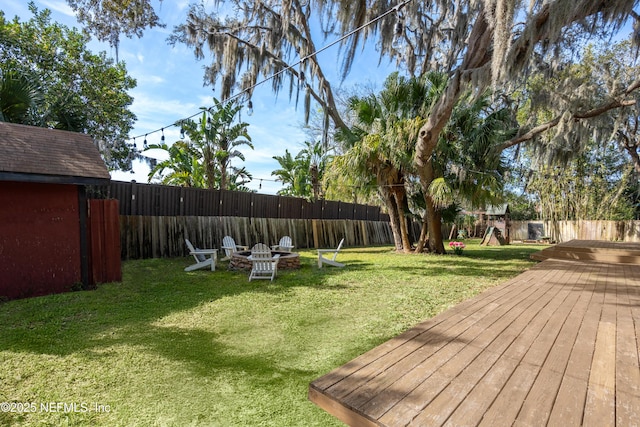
(331, 71, 515, 253)
(227, 166, 254, 192)
(330, 72, 444, 252)
(146, 141, 205, 187)
(272, 149, 310, 197)
(298, 140, 331, 200)
(412, 91, 514, 252)
(177, 98, 253, 190)
(272, 140, 332, 199)
(209, 100, 253, 190)
(0, 68, 41, 124)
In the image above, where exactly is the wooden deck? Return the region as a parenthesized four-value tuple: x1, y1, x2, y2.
(309, 240, 640, 426)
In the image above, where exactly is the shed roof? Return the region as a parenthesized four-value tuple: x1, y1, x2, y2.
(0, 122, 110, 185)
(485, 203, 509, 216)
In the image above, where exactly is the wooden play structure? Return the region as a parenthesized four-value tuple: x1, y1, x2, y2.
(481, 226, 507, 246)
(480, 204, 511, 245)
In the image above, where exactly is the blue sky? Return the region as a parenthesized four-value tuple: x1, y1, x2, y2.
(3, 0, 395, 194)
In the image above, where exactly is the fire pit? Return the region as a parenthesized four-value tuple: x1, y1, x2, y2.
(229, 250, 301, 270)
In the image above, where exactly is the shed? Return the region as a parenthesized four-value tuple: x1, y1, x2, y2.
(0, 122, 120, 300)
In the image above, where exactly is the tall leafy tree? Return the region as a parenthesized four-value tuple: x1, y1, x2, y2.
(330, 72, 439, 252)
(421, 91, 514, 252)
(403, 1, 637, 252)
(65, 0, 163, 59)
(0, 5, 137, 170)
(171, 0, 639, 253)
(525, 142, 637, 223)
(503, 36, 640, 226)
(331, 72, 514, 253)
(298, 140, 331, 200)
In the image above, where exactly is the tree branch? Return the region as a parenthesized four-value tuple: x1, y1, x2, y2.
(499, 84, 640, 152)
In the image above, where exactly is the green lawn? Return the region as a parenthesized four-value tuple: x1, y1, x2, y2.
(0, 241, 544, 426)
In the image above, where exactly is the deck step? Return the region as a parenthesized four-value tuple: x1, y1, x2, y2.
(531, 243, 640, 265)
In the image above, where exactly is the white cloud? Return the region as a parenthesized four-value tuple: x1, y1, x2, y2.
(136, 75, 165, 85)
(131, 92, 200, 119)
(40, 0, 74, 17)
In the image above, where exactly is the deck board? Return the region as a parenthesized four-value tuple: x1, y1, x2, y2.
(309, 240, 640, 426)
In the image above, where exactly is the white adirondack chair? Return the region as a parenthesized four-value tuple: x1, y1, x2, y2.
(271, 236, 294, 252)
(317, 238, 345, 268)
(248, 243, 280, 281)
(221, 236, 249, 261)
(184, 239, 217, 271)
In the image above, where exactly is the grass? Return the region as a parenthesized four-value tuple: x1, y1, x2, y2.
(0, 240, 545, 426)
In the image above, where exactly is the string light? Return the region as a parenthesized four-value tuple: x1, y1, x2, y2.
(299, 57, 306, 85)
(125, 0, 414, 145)
(247, 100, 254, 116)
(392, 4, 406, 50)
(160, 128, 165, 143)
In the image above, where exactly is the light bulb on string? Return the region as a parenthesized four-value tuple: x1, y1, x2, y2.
(391, 3, 407, 51)
(247, 100, 254, 116)
(122, 1, 416, 150)
(143, 134, 147, 147)
(299, 57, 306, 86)
(132, 137, 136, 149)
(160, 128, 165, 143)
(259, 179, 262, 189)
(391, 20, 405, 50)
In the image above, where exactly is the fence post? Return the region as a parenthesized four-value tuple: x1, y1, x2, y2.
(312, 219, 320, 248)
(179, 187, 185, 216)
(130, 181, 138, 215)
(361, 221, 369, 246)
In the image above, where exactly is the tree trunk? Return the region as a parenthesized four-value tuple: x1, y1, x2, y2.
(414, 210, 429, 253)
(414, 12, 491, 254)
(392, 187, 413, 253)
(220, 164, 228, 190)
(381, 187, 403, 251)
(310, 163, 320, 200)
(426, 199, 445, 253)
(205, 151, 216, 189)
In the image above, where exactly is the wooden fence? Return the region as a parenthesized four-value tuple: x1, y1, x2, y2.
(120, 216, 394, 260)
(116, 215, 640, 260)
(92, 181, 389, 221)
(88, 199, 122, 284)
(510, 220, 640, 243)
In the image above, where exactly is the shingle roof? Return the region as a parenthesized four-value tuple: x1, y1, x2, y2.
(0, 122, 110, 183)
(486, 203, 509, 216)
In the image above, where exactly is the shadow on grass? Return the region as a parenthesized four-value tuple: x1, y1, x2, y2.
(0, 256, 356, 357)
(0, 245, 542, 360)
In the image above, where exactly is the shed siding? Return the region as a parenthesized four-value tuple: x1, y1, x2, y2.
(0, 181, 81, 299)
